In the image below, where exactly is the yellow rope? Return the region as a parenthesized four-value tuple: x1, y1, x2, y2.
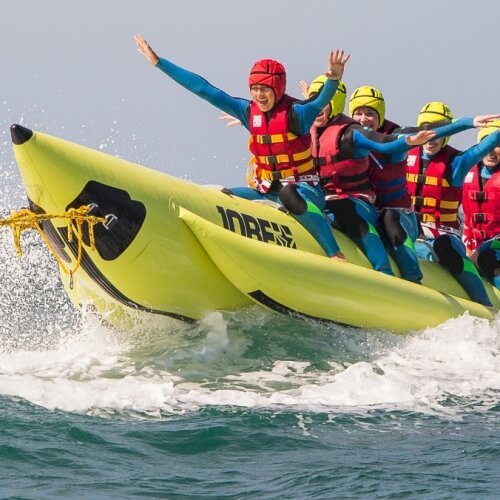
(0, 205, 107, 287)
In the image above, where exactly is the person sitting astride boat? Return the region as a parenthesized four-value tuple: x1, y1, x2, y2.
(348, 86, 423, 283)
(306, 76, 458, 278)
(134, 34, 350, 261)
(406, 102, 500, 306)
(462, 121, 500, 289)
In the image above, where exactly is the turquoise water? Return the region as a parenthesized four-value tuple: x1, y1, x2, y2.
(0, 163, 499, 498)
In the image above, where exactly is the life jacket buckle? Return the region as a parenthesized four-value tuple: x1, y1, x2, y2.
(268, 155, 279, 165)
(416, 174, 426, 185)
(473, 191, 486, 202)
(473, 212, 486, 223)
(413, 196, 424, 208)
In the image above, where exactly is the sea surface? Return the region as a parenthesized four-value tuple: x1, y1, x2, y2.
(0, 145, 500, 499)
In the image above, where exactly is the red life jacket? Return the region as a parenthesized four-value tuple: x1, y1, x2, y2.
(248, 95, 316, 192)
(310, 114, 374, 202)
(368, 118, 412, 209)
(462, 165, 500, 252)
(406, 145, 462, 229)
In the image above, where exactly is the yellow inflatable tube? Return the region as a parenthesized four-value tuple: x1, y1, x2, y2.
(9, 124, 499, 332)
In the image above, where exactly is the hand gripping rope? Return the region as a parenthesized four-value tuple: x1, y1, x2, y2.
(0, 205, 107, 289)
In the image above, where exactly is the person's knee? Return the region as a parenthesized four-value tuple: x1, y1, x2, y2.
(379, 209, 405, 246)
(477, 248, 499, 280)
(327, 198, 366, 238)
(278, 184, 307, 215)
(433, 234, 463, 273)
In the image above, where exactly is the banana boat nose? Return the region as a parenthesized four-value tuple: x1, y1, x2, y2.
(11, 124, 33, 145)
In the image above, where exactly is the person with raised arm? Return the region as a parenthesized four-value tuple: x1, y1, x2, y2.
(347, 86, 423, 283)
(305, 76, 452, 278)
(461, 121, 500, 289)
(405, 102, 500, 305)
(134, 34, 350, 261)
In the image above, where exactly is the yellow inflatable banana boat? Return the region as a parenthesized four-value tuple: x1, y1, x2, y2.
(10, 124, 499, 333)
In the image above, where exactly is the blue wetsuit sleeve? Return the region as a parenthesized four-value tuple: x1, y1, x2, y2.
(431, 117, 474, 140)
(291, 79, 339, 135)
(353, 118, 475, 162)
(351, 128, 410, 159)
(156, 57, 251, 129)
(450, 130, 500, 186)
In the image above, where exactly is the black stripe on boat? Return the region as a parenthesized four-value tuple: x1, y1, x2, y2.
(248, 289, 354, 328)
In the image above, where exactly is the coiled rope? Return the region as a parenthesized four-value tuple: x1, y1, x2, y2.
(0, 205, 107, 288)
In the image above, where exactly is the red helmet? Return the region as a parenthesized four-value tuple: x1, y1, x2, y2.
(248, 59, 286, 102)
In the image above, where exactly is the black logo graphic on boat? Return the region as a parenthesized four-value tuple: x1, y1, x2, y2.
(66, 181, 146, 260)
(216, 205, 296, 248)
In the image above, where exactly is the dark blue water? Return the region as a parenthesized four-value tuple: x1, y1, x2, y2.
(1, 393, 500, 498)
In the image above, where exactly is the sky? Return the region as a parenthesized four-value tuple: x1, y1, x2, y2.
(1, 0, 499, 190)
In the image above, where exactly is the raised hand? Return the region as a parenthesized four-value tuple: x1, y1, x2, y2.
(473, 114, 500, 128)
(326, 49, 350, 81)
(405, 129, 437, 146)
(219, 113, 242, 127)
(298, 80, 309, 99)
(134, 34, 160, 65)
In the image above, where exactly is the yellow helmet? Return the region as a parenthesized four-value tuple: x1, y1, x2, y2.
(307, 75, 347, 119)
(417, 102, 453, 126)
(477, 119, 500, 143)
(348, 86, 386, 126)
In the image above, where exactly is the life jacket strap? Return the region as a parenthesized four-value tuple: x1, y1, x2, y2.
(412, 196, 459, 210)
(256, 148, 312, 166)
(258, 159, 315, 181)
(253, 132, 298, 145)
(407, 173, 450, 187)
(416, 212, 458, 223)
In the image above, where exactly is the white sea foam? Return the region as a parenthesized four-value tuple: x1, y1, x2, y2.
(0, 302, 498, 418)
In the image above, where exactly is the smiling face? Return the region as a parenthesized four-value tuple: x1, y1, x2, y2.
(483, 146, 500, 169)
(250, 85, 276, 112)
(421, 135, 446, 156)
(351, 106, 380, 130)
(313, 104, 331, 128)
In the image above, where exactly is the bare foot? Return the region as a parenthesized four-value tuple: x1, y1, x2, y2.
(331, 252, 347, 261)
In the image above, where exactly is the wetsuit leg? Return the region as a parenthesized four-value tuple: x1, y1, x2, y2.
(379, 208, 423, 283)
(278, 183, 307, 214)
(476, 238, 500, 289)
(327, 197, 393, 275)
(280, 183, 341, 257)
(434, 234, 492, 306)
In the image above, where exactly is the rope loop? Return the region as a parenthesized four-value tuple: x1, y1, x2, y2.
(0, 205, 107, 283)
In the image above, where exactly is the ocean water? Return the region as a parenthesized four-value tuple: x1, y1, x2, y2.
(1, 146, 500, 499)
